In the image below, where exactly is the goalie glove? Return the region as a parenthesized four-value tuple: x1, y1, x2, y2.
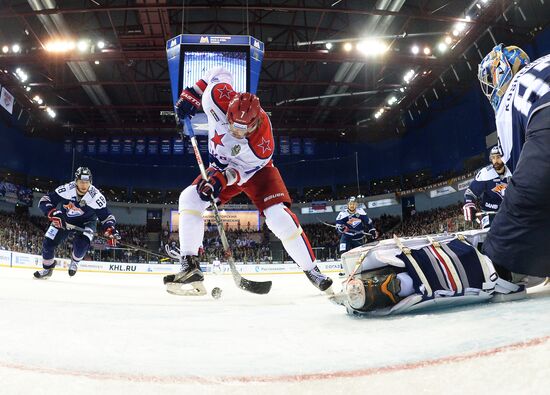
(463, 202, 477, 222)
(47, 208, 66, 229)
(104, 226, 121, 247)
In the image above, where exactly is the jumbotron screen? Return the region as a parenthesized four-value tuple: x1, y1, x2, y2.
(182, 51, 247, 93)
(170, 209, 260, 232)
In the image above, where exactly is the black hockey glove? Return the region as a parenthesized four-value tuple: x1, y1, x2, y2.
(175, 86, 201, 125)
(47, 208, 66, 229)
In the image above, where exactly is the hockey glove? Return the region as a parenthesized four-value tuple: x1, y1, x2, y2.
(463, 202, 477, 222)
(104, 226, 121, 247)
(368, 228, 378, 240)
(175, 86, 202, 124)
(196, 168, 228, 202)
(47, 208, 66, 229)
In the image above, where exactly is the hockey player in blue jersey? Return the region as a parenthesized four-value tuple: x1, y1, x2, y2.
(336, 197, 377, 255)
(463, 146, 512, 229)
(477, 44, 550, 278)
(34, 167, 120, 279)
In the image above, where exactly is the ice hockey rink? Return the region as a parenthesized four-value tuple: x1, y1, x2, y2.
(1, 266, 549, 395)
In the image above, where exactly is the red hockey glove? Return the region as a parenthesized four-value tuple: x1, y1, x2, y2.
(47, 208, 66, 229)
(196, 168, 228, 201)
(463, 202, 477, 222)
(104, 226, 121, 247)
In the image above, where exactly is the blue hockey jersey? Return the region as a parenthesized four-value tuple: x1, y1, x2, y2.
(38, 182, 115, 229)
(495, 53, 550, 172)
(464, 164, 512, 212)
(336, 208, 375, 241)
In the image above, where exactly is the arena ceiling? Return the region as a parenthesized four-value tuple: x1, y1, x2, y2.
(0, 0, 548, 142)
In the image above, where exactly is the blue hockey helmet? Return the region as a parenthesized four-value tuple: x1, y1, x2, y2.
(478, 44, 530, 112)
(75, 167, 93, 184)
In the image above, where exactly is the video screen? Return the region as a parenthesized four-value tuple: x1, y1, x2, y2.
(182, 51, 248, 93)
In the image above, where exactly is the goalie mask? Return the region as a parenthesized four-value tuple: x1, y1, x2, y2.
(478, 44, 530, 112)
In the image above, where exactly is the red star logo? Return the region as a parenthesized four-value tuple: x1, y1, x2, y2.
(257, 137, 272, 154)
(211, 130, 225, 149)
(217, 85, 233, 100)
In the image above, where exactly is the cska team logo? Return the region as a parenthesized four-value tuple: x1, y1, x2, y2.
(63, 202, 85, 217)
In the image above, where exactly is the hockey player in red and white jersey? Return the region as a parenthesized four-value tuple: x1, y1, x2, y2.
(163, 67, 333, 294)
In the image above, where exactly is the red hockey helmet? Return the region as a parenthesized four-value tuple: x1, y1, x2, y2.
(227, 93, 261, 138)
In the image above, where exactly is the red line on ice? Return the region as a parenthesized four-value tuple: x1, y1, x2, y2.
(1, 335, 549, 384)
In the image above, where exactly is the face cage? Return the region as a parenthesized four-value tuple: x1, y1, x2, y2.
(479, 55, 512, 110)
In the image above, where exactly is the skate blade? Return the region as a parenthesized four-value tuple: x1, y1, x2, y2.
(33, 272, 52, 280)
(166, 281, 207, 296)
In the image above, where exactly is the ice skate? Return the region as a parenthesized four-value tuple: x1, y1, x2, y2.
(33, 261, 57, 280)
(304, 265, 333, 292)
(164, 256, 206, 296)
(68, 261, 78, 277)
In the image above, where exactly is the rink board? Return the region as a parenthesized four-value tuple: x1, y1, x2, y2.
(0, 249, 342, 275)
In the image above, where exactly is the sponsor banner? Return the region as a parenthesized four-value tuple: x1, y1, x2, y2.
(429, 185, 456, 198)
(99, 139, 109, 154)
(301, 206, 334, 214)
(11, 252, 42, 268)
(303, 138, 315, 155)
(135, 139, 146, 155)
(279, 136, 290, 155)
(64, 139, 73, 153)
(0, 250, 11, 266)
(75, 139, 85, 153)
(458, 178, 474, 191)
(291, 138, 301, 155)
(367, 198, 398, 209)
(170, 209, 260, 232)
(0, 86, 15, 114)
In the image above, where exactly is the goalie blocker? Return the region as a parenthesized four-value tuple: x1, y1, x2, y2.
(340, 232, 525, 316)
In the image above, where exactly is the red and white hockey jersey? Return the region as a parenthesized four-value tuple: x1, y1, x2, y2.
(197, 67, 275, 186)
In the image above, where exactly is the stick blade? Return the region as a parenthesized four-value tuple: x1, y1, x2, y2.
(238, 277, 272, 295)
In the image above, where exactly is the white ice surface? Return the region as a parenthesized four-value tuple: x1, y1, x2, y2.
(1, 266, 549, 395)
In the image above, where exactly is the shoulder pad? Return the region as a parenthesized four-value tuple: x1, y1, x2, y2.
(336, 211, 348, 221)
(357, 208, 367, 216)
(475, 165, 498, 181)
(209, 83, 236, 113)
(55, 182, 75, 199)
(247, 112, 274, 159)
(84, 188, 107, 209)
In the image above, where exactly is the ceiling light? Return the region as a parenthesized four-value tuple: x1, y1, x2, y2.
(45, 40, 76, 52)
(452, 30, 460, 37)
(444, 36, 453, 45)
(33, 95, 43, 105)
(97, 40, 105, 49)
(411, 45, 419, 55)
(26, 86, 31, 92)
(46, 107, 56, 118)
(1, 46, 8, 53)
(454, 22, 467, 34)
(343, 42, 353, 51)
(387, 96, 397, 105)
(465, 16, 472, 22)
(399, 87, 405, 92)
(325, 42, 333, 50)
(423, 47, 431, 55)
(77, 40, 89, 52)
(94, 60, 100, 65)
(12, 44, 21, 53)
(437, 42, 448, 53)
(403, 69, 415, 84)
(356, 39, 388, 56)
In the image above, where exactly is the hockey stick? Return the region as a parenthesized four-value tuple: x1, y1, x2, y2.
(65, 224, 169, 260)
(317, 219, 374, 238)
(183, 117, 272, 295)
